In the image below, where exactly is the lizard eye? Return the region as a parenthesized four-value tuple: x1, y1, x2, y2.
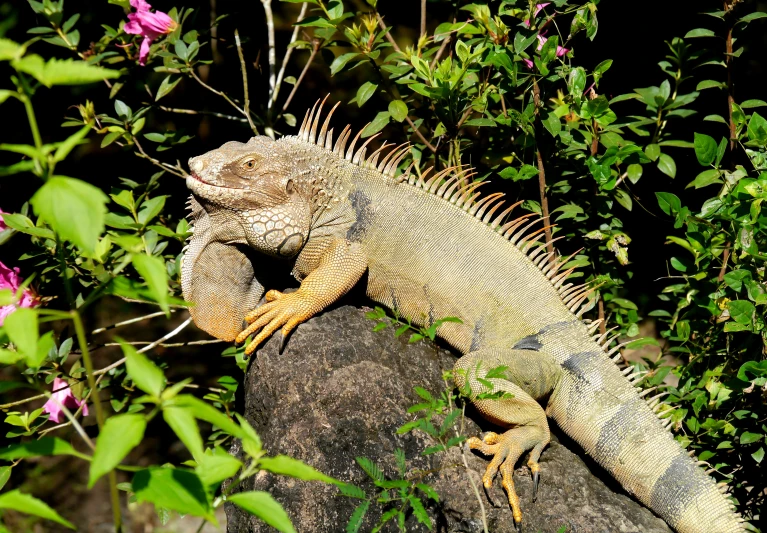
(242, 158, 256, 170)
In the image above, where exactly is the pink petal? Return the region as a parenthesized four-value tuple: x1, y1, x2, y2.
(0, 306, 13, 327)
(556, 45, 569, 57)
(130, 0, 152, 12)
(534, 3, 551, 16)
(536, 34, 547, 50)
(135, 10, 175, 35)
(123, 17, 144, 35)
(522, 58, 534, 69)
(0, 208, 6, 232)
(138, 36, 152, 66)
(43, 397, 63, 423)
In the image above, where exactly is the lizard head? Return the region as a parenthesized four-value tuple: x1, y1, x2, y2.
(186, 136, 312, 258)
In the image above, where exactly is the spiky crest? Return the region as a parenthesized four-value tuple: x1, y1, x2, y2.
(294, 101, 670, 394)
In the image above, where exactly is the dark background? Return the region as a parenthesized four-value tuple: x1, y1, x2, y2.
(2, 0, 764, 308)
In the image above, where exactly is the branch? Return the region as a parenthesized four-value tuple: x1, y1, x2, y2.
(376, 13, 401, 53)
(533, 78, 554, 255)
(281, 40, 320, 114)
(92, 310, 175, 335)
(131, 138, 188, 178)
(157, 106, 248, 122)
(271, 2, 309, 110)
(235, 29, 258, 134)
(405, 115, 436, 153)
(262, 0, 277, 101)
(420, 0, 427, 38)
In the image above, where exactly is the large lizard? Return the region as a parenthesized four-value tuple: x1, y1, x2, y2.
(181, 99, 747, 533)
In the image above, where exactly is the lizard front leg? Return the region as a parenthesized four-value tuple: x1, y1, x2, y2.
(235, 238, 368, 356)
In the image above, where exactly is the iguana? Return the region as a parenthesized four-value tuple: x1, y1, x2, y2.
(181, 98, 747, 533)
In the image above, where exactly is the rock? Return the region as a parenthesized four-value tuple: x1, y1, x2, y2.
(226, 305, 672, 533)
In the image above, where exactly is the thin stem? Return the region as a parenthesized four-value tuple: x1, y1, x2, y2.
(532, 79, 554, 255)
(157, 107, 247, 123)
(56, 233, 75, 309)
(18, 76, 43, 151)
(234, 29, 258, 134)
(72, 311, 123, 532)
(460, 403, 489, 533)
(725, 2, 736, 154)
(262, 0, 277, 102)
(190, 70, 247, 117)
(376, 13, 401, 53)
(406, 116, 437, 153)
(420, 0, 427, 38)
(271, 2, 309, 110)
(131, 137, 187, 178)
(44, 393, 94, 450)
(717, 243, 731, 282)
(281, 41, 319, 114)
(597, 296, 607, 336)
(92, 310, 175, 335)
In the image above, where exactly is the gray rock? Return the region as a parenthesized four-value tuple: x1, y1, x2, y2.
(226, 305, 671, 533)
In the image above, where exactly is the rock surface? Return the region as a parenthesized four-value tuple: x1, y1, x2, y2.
(226, 305, 672, 533)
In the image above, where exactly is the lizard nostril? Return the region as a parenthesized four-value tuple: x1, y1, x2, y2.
(190, 158, 205, 173)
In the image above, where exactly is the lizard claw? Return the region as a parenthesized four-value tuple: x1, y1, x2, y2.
(531, 465, 540, 502)
(235, 289, 321, 357)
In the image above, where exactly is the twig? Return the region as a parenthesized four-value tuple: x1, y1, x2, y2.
(92, 310, 175, 335)
(459, 402, 489, 533)
(93, 316, 194, 377)
(131, 138, 188, 178)
(725, 1, 736, 153)
(597, 297, 607, 336)
(430, 31, 453, 69)
(281, 40, 320, 113)
(262, 0, 277, 102)
(420, 0, 427, 38)
(99, 339, 223, 349)
(376, 13, 401, 53)
(271, 2, 309, 110)
(44, 393, 95, 450)
(717, 243, 731, 282)
(72, 311, 122, 531)
(405, 116, 436, 153)
(533, 79, 554, 255)
(190, 70, 247, 117)
(235, 29, 258, 134)
(157, 106, 248, 122)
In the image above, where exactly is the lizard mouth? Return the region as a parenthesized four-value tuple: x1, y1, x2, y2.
(189, 172, 245, 190)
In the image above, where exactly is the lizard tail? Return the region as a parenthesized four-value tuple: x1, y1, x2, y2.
(547, 353, 746, 533)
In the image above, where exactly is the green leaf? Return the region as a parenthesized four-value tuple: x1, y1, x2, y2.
(346, 500, 370, 533)
(0, 490, 75, 529)
(465, 117, 496, 127)
(132, 467, 215, 522)
(30, 176, 108, 254)
(89, 414, 146, 488)
(12, 55, 120, 87)
(121, 342, 166, 398)
(685, 28, 716, 38)
(0, 466, 10, 491)
(627, 163, 643, 183)
(693, 133, 718, 166)
(361, 112, 390, 138)
(0, 38, 25, 62)
(740, 99, 767, 109)
(645, 144, 660, 161)
(408, 495, 432, 529)
(356, 82, 377, 107)
(258, 455, 340, 485)
(740, 431, 763, 445)
(388, 100, 408, 122)
(3, 307, 38, 362)
(614, 189, 632, 211)
(132, 254, 169, 312)
(196, 450, 242, 486)
(0, 437, 84, 460)
(163, 406, 204, 462)
(728, 300, 755, 325)
(657, 153, 676, 178)
(746, 112, 767, 143)
(330, 52, 360, 76)
(156, 76, 181, 101)
(169, 395, 246, 440)
(688, 169, 722, 189)
(53, 124, 91, 163)
(228, 491, 296, 533)
(355, 456, 384, 483)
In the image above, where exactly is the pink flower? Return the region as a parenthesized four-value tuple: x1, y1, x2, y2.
(42, 377, 89, 424)
(123, 0, 177, 66)
(0, 207, 6, 232)
(0, 261, 39, 326)
(524, 3, 551, 26)
(522, 33, 569, 70)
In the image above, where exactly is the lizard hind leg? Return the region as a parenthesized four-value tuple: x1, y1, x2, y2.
(454, 348, 560, 527)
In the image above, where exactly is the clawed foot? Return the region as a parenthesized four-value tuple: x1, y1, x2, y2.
(467, 427, 546, 527)
(235, 289, 321, 356)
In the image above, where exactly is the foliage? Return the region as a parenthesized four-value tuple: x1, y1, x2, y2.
(0, 0, 765, 530)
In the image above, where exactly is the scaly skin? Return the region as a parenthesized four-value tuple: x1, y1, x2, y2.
(182, 100, 747, 533)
